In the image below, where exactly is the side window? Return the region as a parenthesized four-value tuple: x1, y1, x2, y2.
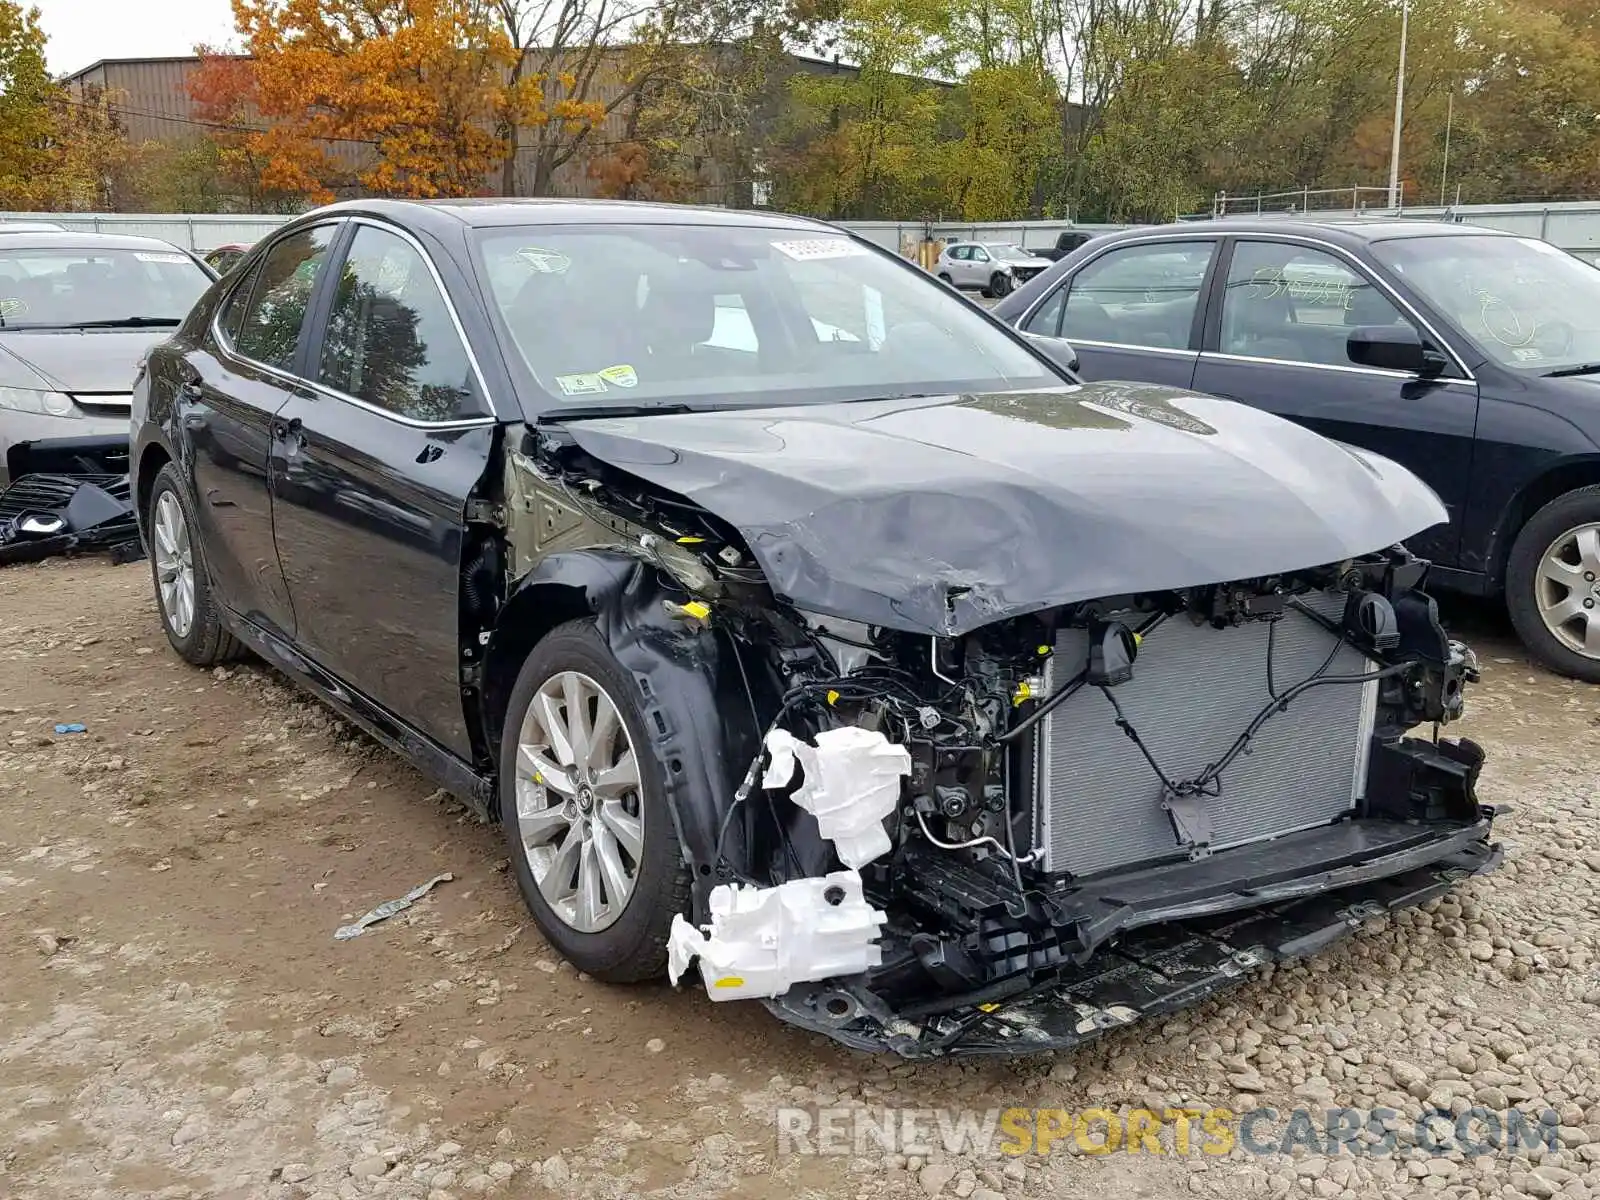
(233, 226, 337, 371)
(317, 224, 476, 422)
(1062, 241, 1214, 350)
(219, 263, 261, 342)
(1022, 284, 1067, 337)
(1220, 241, 1412, 367)
(972, 247, 991, 263)
(949, 245, 969, 261)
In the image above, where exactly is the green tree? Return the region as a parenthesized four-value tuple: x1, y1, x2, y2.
(0, 1, 54, 209)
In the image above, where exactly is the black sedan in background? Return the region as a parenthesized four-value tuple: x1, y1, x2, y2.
(994, 218, 1600, 682)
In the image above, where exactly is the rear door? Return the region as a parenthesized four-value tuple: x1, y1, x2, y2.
(1189, 238, 1479, 567)
(1014, 238, 1216, 389)
(268, 218, 496, 759)
(948, 244, 974, 286)
(184, 222, 340, 637)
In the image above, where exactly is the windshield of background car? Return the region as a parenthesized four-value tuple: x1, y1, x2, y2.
(0, 246, 210, 329)
(990, 244, 1035, 262)
(1373, 234, 1600, 373)
(474, 224, 1062, 410)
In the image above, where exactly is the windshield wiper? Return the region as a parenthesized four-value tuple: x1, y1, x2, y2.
(1545, 362, 1600, 378)
(536, 403, 696, 424)
(56, 317, 182, 329)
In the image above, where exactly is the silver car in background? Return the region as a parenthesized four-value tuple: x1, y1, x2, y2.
(935, 241, 1055, 298)
(0, 232, 214, 484)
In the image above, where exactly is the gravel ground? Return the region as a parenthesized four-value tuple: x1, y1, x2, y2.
(1, 556, 1597, 1200)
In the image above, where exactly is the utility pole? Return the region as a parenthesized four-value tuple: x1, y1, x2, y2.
(1440, 87, 1453, 207)
(1387, 0, 1409, 210)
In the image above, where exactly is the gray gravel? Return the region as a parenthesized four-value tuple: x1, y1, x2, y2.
(0, 565, 1595, 1200)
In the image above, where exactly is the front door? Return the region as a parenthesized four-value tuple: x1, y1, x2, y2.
(184, 223, 339, 637)
(966, 245, 993, 290)
(1189, 239, 1480, 567)
(1020, 238, 1217, 390)
(268, 220, 495, 759)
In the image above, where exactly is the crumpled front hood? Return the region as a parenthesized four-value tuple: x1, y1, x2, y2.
(0, 330, 158, 394)
(562, 383, 1449, 636)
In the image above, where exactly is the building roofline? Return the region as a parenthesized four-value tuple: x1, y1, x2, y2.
(61, 55, 248, 83)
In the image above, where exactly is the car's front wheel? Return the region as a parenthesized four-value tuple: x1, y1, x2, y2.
(146, 463, 243, 666)
(1506, 485, 1600, 683)
(498, 619, 690, 981)
(989, 271, 1013, 298)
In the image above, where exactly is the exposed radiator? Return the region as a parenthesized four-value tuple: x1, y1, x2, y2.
(1034, 591, 1376, 877)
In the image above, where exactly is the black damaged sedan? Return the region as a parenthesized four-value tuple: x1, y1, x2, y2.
(132, 200, 1497, 1057)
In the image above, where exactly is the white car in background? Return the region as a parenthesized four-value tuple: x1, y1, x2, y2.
(936, 242, 1054, 298)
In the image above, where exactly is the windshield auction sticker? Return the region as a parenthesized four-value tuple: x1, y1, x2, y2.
(555, 372, 609, 396)
(771, 238, 868, 262)
(517, 246, 572, 274)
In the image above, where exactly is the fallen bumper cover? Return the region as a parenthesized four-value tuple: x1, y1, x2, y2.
(764, 835, 1501, 1058)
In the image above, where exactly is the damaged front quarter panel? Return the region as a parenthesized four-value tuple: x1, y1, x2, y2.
(493, 427, 767, 915)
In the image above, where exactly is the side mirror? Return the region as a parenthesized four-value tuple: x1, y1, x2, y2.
(1025, 333, 1080, 374)
(1347, 325, 1446, 376)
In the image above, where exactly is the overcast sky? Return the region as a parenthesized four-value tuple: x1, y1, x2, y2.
(37, 0, 238, 76)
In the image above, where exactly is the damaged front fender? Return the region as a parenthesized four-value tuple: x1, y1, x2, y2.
(491, 550, 764, 916)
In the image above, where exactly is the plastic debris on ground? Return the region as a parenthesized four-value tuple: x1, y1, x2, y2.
(54, 722, 86, 734)
(762, 725, 911, 868)
(666, 869, 886, 1001)
(0, 474, 143, 566)
(333, 872, 454, 940)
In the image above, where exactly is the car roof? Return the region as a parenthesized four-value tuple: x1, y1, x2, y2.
(1111, 216, 1518, 246)
(0, 231, 197, 253)
(304, 197, 841, 237)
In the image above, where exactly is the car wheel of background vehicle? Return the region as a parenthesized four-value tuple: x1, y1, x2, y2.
(1505, 485, 1600, 683)
(147, 463, 244, 666)
(499, 618, 691, 982)
(990, 272, 1013, 298)
(937, 272, 954, 286)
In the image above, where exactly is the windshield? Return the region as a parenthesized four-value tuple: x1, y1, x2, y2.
(989, 244, 1035, 262)
(474, 224, 1061, 412)
(1373, 234, 1600, 373)
(0, 246, 210, 329)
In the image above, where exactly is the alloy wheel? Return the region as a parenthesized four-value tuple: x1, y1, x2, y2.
(153, 491, 195, 639)
(1535, 520, 1600, 659)
(513, 670, 644, 933)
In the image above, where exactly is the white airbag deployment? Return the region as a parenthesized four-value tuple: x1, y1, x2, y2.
(666, 870, 886, 1001)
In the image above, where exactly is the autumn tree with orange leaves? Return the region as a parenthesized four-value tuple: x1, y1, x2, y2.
(192, 0, 523, 201)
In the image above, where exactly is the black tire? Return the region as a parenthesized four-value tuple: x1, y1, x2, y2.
(989, 271, 1013, 298)
(1505, 485, 1600, 683)
(498, 618, 691, 982)
(146, 463, 245, 666)
(937, 272, 954, 286)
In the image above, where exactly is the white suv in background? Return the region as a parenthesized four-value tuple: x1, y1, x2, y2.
(935, 242, 1053, 298)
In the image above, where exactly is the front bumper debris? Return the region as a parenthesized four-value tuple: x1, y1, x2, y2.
(763, 837, 1501, 1058)
(0, 473, 142, 565)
